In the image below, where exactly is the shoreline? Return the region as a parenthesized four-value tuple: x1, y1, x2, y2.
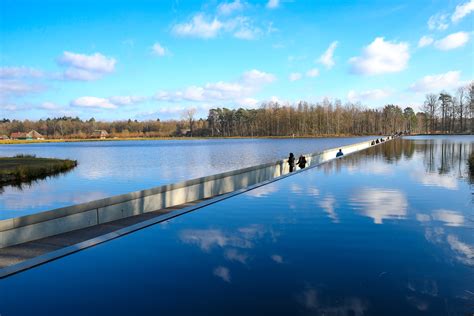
(0, 133, 470, 145)
(0, 134, 376, 145)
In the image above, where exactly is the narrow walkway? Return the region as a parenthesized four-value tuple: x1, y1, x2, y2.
(0, 139, 389, 277)
(0, 197, 214, 270)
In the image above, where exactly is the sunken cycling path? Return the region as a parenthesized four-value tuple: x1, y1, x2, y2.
(0, 136, 393, 277)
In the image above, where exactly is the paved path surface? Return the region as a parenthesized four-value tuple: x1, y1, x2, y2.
(0, 198, 212, 270)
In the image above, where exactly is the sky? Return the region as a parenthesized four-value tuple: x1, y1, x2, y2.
(0, 0, 473, 121)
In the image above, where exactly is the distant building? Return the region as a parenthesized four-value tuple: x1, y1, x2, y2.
(0, 135, 9, 140)
(28, 130, 44, 140)
(10, 130, 44, 140)
(92, 130, 109, 139)
(10, 132, 28, 140)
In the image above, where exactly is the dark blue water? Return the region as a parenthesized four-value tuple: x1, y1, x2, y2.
(0, 136, 472, 315)
(0, 137, 375, 219)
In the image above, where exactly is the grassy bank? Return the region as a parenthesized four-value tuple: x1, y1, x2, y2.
(0, 154, 78, 186)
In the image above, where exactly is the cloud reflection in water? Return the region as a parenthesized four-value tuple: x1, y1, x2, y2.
(350, 187, 408, 224)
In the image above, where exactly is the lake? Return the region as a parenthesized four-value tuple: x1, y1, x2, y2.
(0, 135, 472, 315)
(0, 136, 375, 219)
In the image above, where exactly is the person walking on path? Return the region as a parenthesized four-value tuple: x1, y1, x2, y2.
(336, 149, 344, 157)
(288, 153, 295, 172)
(297, 155, 307, 169)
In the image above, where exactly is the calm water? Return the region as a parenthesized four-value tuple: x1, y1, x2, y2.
(0, 135, 472, 315)
(0, 137, 375, 219)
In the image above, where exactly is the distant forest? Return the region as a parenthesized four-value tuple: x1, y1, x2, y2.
(1, 84, 473, 138)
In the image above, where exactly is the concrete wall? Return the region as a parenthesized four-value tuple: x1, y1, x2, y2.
(0, 136, 390, 248)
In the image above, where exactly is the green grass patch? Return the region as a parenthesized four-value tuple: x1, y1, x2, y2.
(0, 156, 78, 187)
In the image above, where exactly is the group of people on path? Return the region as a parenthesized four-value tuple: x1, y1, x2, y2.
(287, 149, 344, 173)
(287, 153, 306, 172)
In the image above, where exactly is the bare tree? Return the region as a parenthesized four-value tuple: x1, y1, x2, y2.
(469, 82, 474, 132)
(456, 87, 468, 132)
(183, 108, 196, 136)
(438, 92, 452, 133)
(422, 94, 438, 133)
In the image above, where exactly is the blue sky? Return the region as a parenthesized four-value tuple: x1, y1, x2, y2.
(0, 0, 473, 120)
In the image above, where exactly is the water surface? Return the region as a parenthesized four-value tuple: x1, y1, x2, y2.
(0, 137, 374, 219)
(0, 135, 472, 315)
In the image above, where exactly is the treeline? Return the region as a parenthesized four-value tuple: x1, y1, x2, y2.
(1, 84, 472, 138)
(421, 84, 473, 133)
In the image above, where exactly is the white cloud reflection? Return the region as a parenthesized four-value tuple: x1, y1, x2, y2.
(271, 254, 283, 263)
(417, 210, 465, 227)
(413, 172, 458, 190)
(296, 285, 368, 315)
(224, 248, 249, 264)
(447, 235, 474, 266)
(179, 224, 269, 253)
(213, 266, 231, 282)
(179, 229, 229, 252)
(350, 188, 408, 224)
(432, 209, 465, 227)
(246, 184, 279, 198)
(319, 195, 339, 223)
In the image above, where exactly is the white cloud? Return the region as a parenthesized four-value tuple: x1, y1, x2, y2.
(434, 31, 470, 50)
(306, 68, 320, 78)
(0, 67, 43, 78)
(233, 26, 260, 40)
(69, 95, 146, 110)
(0, 80, 42, 96)
(59, 51, 115, 73)
(70, 96, 116, 109)
(138, 104, 211, 120)
(172, 14, 261, 40)
(62, 68, 103, 81)
(452, 0, 474, 22)
(39, 102, 61, 110)
(218, 0, 244, 15)
(269, 96, 281, 103)
(151, 42, 167, 56)
(156, 69, 275, 104)
(0, 103, 19, 111)
(172, 14, 223, 39)
(409, 70, 463, 93)
(58, 51, 116, 81)
(108, 96, 147, 106)
(289, 72, 302, 81)
(428, 13, 449, 31)
(347, 89, 391, 102)
(239, 97, 259, 106)
(228, 16, 262, 40)
(318, 41, 338, 69)
(349, 37, 410, 75)
(241, 69, 276, 84)
(266, 0, 279, 9)
(418, 35, 434, 48)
